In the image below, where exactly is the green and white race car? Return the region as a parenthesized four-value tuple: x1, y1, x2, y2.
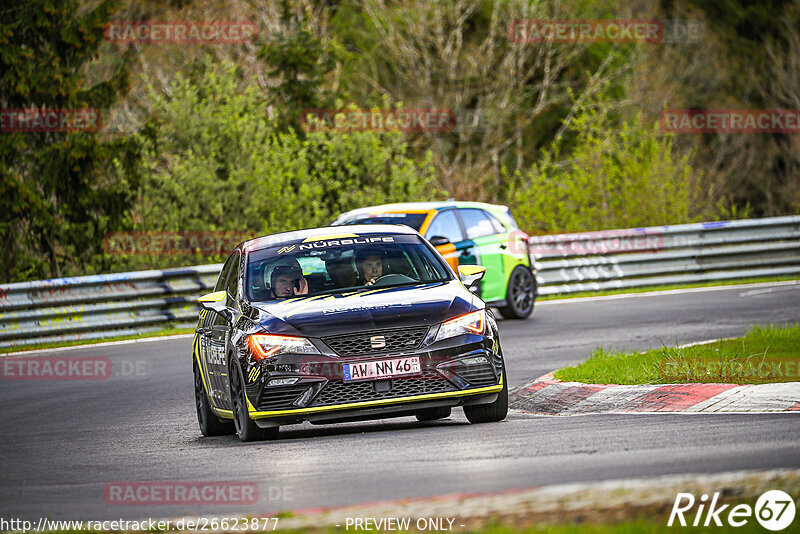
(332, 201, 537, 319)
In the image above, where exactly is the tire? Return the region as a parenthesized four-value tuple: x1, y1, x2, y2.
(230, 359, 279, 442)
(498, 265, 536, 319)
(194, 362, 235, 437)
(463, 362, 508, 424)
(415, 407, 451, 421)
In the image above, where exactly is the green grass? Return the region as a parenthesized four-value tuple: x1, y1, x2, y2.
(553, 324, 800, 385)
(464, 522, 774, 534)
(538, 276, 800, 301)
(0, 326, 194, 355)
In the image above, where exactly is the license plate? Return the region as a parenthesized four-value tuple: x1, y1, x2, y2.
(342, 357, 421, 382)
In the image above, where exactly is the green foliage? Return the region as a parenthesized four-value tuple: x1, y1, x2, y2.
(554, 323, 800, 385)
(0, 0, 139, 282)
(508, 104, 695, 234)
(5, 0, 797, 282)
(124, 59, 441, 269)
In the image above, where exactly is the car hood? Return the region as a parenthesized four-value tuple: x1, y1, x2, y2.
(251, 281, 475, 338)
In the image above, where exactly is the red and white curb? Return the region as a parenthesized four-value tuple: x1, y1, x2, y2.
(510, 372, 800, 414)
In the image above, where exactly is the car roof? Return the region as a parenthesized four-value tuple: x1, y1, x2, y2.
(242, 224, 419, 251)
(332, 200, 515, 227)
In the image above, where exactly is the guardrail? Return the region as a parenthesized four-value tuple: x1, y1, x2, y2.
(532, 215, 800, 295)
(0, 266, 222, 348)
(1, 216, 798, 348)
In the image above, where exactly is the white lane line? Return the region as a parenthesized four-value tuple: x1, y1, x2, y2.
(739, 283, 800, 297)
(538, 280, 800, 305)
(0, 333, 194, 358)
(675, 338, 725, 349)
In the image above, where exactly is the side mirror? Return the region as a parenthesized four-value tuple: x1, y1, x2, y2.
(197, 291, 233, 322)
(429, 235, 451, 247)
(457, 264, 486, 291)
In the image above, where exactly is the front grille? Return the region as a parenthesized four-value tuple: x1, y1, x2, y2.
(257, 383, 313, 411)
(454, 359, 498, 387)
(311, 370, 456, 406)
(322, 327, 428, 357)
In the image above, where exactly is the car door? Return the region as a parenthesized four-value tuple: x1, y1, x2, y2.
(456, 208, 508, 302)
(423, 209, 471, 272)
(198, 251, 237, 411)
(209, 250, 240, 411)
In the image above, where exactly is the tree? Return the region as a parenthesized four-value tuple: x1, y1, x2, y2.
(0, 0, 140, 282)
(128, 59, 441, 270)
(645, 0, 800, 216)
(508, 104, 696, 234)
(333, 0, 636, 200)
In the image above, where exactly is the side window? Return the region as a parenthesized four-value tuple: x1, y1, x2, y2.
(459, 208, 497, 239)
(225, 251, 241, 304)
(485, 212, 508, 234)
(425, 210, 464, 243)
(214, 253, 236, 292)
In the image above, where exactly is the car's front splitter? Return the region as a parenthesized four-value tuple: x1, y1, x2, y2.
(249, 380, 503, 423)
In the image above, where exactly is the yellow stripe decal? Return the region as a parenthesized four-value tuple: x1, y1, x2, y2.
(302, 233, 359, 242)
(193, 334, 213, 399)
(280, 294, 330, 317)
(417, 210, 437, 235)
(212, 408, 234, 419)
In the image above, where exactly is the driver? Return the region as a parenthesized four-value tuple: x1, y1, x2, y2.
(268, 259, 308, 299)
(355, 247, 386, 286)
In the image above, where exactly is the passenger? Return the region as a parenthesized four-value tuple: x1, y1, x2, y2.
(355, 247, 386, 286)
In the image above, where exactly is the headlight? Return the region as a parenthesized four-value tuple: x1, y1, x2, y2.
(247, 334, 320, 360)
(434, 309, 485, 342)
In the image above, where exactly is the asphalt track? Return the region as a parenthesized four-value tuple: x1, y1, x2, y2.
(1, 282, 799, 521)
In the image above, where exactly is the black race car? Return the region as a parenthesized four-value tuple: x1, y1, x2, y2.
(193, 224, 508, 441)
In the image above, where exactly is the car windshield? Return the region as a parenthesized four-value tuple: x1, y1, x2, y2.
(337, 213, 427, 230)
(246, 233, 451, 302)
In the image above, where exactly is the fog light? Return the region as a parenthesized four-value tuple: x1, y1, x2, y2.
(293, 386, 317, 407)
(461, 356, 488, 365)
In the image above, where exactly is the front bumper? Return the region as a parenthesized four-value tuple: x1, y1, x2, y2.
(245, 335, 504, 422)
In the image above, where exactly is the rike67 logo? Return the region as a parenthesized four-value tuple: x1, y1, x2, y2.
(669, 490, 796, 531)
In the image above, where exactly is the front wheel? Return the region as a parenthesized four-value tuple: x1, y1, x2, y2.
(463, 363, 508, 424)
(194, 362, 234, 437)
(498, 265, 536, 319)
(230, 359, 279, 442)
